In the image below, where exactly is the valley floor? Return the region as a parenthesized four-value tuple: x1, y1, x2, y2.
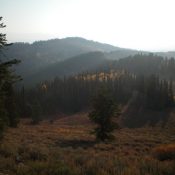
(0, 113, 175, 175)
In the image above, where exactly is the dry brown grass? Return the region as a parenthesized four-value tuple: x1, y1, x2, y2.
(0, 113, 175, 175)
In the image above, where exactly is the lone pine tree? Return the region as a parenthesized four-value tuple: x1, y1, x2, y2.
(89, 87, 120, 141)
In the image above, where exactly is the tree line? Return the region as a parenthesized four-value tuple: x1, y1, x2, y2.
(17, 70, 174, 125)
(101, 54, 175, 81)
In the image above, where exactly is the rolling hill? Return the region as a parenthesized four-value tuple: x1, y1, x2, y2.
(22, 51, 107, 86)
(1, 37, 175, 87)
(0, 37, 137, 79)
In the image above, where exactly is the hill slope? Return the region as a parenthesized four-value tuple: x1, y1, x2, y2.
(1, 37, 175, 87)
(22, 51, 107, 86)
(1, 37, 120, 78)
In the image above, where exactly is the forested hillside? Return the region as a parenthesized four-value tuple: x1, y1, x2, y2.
(21, 51, 107, 86)
(1, 38, 175, 87)
(17, 64, 174, 127)
(0, 37, 119, 78)
(100, 54, 175, 80)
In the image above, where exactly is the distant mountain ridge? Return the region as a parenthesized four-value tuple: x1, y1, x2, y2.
(0, 37, 123, 78)
(0, 37, 175, 87)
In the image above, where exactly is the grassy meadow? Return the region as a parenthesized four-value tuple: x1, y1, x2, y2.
(0, 113, 175, 175)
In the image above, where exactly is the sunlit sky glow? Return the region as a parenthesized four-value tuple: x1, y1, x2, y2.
(1, 0, 175, 51)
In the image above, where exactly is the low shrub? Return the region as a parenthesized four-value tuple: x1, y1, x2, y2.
(152, 144, 175, 161)
(0, 143, 16, 158)
(18, 145, 48, 161)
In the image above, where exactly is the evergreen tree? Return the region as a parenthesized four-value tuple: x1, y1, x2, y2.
(88, 87, 120, 141)
(0, 17, 9, 136)
(168, 80, 174, 107)
(30, 100, 42, 124)
(4, 82, 19, 127)
(0, 17, 20, 137)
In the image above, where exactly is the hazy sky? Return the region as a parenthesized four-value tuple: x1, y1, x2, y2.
(1, 0, 175, 51)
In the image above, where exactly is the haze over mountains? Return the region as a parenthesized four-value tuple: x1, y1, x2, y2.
(1, 37, 175, 86)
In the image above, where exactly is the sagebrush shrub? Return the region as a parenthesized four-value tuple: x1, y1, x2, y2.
(152, 144, 175, 161)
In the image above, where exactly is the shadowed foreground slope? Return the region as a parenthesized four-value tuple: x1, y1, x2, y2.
(1, 113, 175, 175)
